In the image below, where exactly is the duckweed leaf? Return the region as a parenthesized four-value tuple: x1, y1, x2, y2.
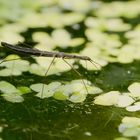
(85, 18, 131, 32)
(85, 29, 122, 48)
(2, 93, 24, 103)
(20, 12, 84, 28)
(128, 82, 140, 98)
(3, 54, 20, 60)
(94, 91, 134, 107)
(117, 45, 135, 63)
(0, 68, 20, 76)
(0, 55, 30, 76)
(119, 117, 140, 139)
(1, 59, 29, 71)
(126, 104, 140, 112)
(125, 27, 140, 40)
(122, 117, 140, 127)
(94, 91, 121, 106)
(69, 92, 87, 103)
(47, 82, 62, 91)
(19, 12, 48, 28)
(114, 137, 131, 140)
(53, 59, 74, 72)
(32, 32, 55, 50)
(30, 80, 101, 102)
(59, 0, 91, 12)
(71, 80, 103, 94)
(53, 91, 68, 100)
(0, 81, 24, 103)
(54, 80, 86, 98)
(30, 82, 61, 99)
(70, 38, 85, 47)
(117, 95, 134, 108)
(17, 86, 31, 94)
(51, 29, 85, 48)
(0, 30, 24, 43)
(0, 81, 18, 94)
(86, 86, 103, 94)
(30, 57, 74, 75)
(29, 63, 46, 76)
(123, 127, 140, 138)
(30, 83, 47, 92)
(95, 1, 140, 18)
(62, 13, 85, 26)
(52, 29, 71, 48)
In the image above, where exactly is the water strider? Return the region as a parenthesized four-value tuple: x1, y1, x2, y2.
(0, 41, 100, 95)
(1, 42, 97, 64)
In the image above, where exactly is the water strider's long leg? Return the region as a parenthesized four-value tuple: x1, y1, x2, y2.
(40, 56, 56, 99)
(62, 58, 89, 94)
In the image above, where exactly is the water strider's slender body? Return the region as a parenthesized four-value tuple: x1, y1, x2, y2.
(1, 42, 91, 61)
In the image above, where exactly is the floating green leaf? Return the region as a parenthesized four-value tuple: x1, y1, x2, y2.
(17, 86, 31, 94)
(114, 137, 131, 140)
(94, 91, 120, 106)
(117, 95, 134, 108)
(126, 103, 140, 112)
(30, 82, 61, 99)
(94, 91, 134, 107)
(85, 18, 131, 32)
(119, 116, 140, 139)
(53, 91, 68, 100)
(128, 82, 140, 98)
(0, 55, 30, 76)
(0, 81, 19, 94)
(0, 81, 24, 103)
(2, 93, 24, 103)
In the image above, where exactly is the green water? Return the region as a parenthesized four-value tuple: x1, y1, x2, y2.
(0, 0, 140, 140)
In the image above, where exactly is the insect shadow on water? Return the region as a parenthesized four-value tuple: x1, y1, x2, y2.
(0, 42, 101, 97)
